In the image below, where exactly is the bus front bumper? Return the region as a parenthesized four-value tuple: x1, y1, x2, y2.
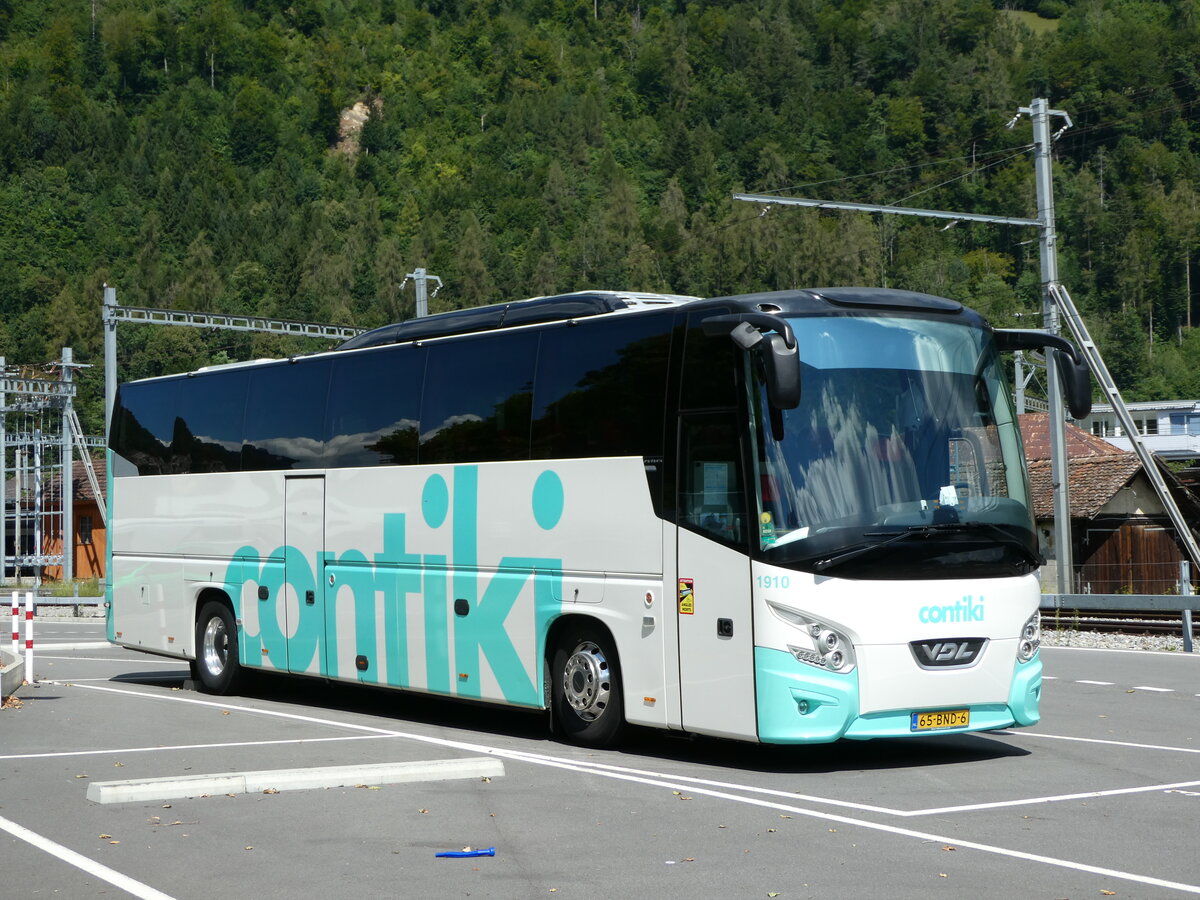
(754, 646, 1042, 744)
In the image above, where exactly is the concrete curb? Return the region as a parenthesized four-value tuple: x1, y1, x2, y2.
(1, 647, 24, 700)
(86, 757, 506, 804)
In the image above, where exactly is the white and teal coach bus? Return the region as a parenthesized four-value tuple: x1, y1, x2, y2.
(107, 287, 1091, 747)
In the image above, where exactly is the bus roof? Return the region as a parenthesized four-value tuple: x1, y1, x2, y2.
(336, 290, 699, 350)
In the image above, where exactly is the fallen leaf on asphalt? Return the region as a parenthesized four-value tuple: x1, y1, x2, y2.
(245, 846, 253, 851)
(75, 774, 88, 779)
(263, 788, 279, 795)
(481, 777, 492, 783)
(938, 873, 947, 878)
(942, 846, 956, 852)
(767, 828, 777, 833)
(114, 762, 124, 767)
(418, 808, 429, 814)
(1101, 892, 1116, 896)
(222, 710, 231, 715)
(99, 834, 112, 839)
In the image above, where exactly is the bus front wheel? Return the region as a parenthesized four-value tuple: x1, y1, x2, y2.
(194, 600, 242, 694)
(551, 630, 625, 747)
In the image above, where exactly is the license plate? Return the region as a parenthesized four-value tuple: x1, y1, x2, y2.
(910, 709, 970, 731)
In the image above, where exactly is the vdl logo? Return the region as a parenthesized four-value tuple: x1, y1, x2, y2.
(222, 465, 566, 707)
(918, 595, 986, 624)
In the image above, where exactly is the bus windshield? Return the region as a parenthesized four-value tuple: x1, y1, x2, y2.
(751, 314, 1039, 579)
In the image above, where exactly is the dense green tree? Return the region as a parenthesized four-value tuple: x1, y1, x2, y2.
(0, 0, 1199, 412)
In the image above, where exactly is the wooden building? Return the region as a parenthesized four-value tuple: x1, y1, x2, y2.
(4, 457, 106, 582)
(1020, 414, 1200, 594)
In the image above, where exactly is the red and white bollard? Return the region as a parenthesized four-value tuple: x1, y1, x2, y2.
(10, 591, 18, 658)
(23, 591, 33, 683)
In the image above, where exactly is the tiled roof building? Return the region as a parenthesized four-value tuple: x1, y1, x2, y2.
(1019, 414, 1200, 593)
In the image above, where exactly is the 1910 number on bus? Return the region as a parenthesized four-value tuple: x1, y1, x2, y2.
(756, 575, 791, 590)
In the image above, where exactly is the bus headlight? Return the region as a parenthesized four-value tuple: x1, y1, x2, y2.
(768, 601, 857, 674)
(1017, 611, 1041, 663)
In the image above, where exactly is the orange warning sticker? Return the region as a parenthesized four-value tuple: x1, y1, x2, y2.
(678, 578, 694, 615)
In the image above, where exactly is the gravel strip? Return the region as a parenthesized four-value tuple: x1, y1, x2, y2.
(1041, 628, 1190, 653)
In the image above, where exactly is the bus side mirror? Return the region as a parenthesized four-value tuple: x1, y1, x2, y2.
(706, 315, 801, 410)
(1051, 348, 1092, 420)
(994, 328, 1093, 420)
(760, 333, 800, 410)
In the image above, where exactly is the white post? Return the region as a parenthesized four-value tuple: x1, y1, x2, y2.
(23, 590, 32, 682)
(1183, 560, 1194, 654)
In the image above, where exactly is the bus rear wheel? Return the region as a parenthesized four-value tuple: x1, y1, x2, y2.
(194, 600, 242, 694)
(552, 630, 624, 747)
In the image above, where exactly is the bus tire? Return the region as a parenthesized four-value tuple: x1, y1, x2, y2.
(194, 600, 242, 694)
(551, 629, 625, 747)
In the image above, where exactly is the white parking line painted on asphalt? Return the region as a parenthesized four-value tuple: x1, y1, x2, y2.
(51, 680, 1200, 896)
(0, 813, 176, 900)
(38, 642, 118, 651)
(901, 779, 1200, 816)
(38, 656, 188, 664)
(482, 748, 1200, 820)
(1132, 685, 1175, 692)
(0, 733, 392, 761)
(999, 730, 1200, 754)
(87, 757, 505, 804)
(1076, 680, 1114, 685)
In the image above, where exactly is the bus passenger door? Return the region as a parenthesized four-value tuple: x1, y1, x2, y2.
(675, 414, 757, 741)
(284, 475, 325, 675)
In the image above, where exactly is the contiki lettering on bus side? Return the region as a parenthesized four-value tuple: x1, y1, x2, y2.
(918, 595, 986, 624)
(221, 466, 565, 708)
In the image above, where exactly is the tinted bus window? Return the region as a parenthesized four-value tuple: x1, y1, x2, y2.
(327, 346, 425, 467)
(242, 359, 332, 471)
(532, 314, 673, 460)
(174, 369, 248, 474)
(420, 331, 538, 464)
(680, 309, 739, 411)
(110, 378, 180, 475)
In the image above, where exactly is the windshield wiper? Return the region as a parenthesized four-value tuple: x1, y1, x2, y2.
(811, 522, 1041, 574)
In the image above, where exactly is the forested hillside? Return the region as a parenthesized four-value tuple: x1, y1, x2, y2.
(2, 0, 1200, 428)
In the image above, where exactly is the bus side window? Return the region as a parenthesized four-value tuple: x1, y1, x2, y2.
(679, 414, 748, 549)
(420, 330, 538, 464)
(327, 345, 424, 468)
(242, 359, 332, 470)
(174, 369, 248, 474)
(531, 315, 673, 461)
(110, 378, 179, 475)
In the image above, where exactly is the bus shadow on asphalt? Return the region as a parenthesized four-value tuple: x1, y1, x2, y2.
(111, 670, 189, 687)
(177, 670, 1029, 774)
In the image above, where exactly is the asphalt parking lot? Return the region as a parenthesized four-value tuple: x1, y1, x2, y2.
(3, 618, 1199, 899)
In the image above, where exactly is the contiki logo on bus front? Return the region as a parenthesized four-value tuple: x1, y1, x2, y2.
(220, 465, 566, 707)
(918, 595, 986, 624)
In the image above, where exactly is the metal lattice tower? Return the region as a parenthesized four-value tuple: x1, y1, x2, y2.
(1, 349, 100, 587)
